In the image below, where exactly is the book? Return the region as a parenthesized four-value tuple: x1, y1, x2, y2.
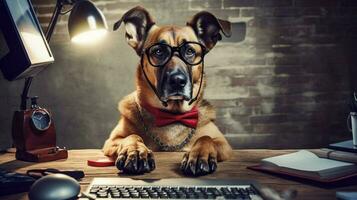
(310, 148, 357, 164)
(336, 192, 357, 200)
(249, 150, 357, 182)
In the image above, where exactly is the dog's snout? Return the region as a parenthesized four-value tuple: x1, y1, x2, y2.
(158, 57, 192, 101)
(168, 72, 187, 89)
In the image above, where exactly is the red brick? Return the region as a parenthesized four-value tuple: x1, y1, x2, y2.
(230, 77, 257, 86)
(190, 0, 222, 9)
(271, 45, 294, 53)
(256, 0, 293, 7)
(270, 104, 301, 113)
(250, 114, 288, 124)
(33, 6, 54, 15)
(209, 99, 237, 107)
(254, 8, 274, 16)
(241, 8, 255, 17)
(248, 88, 260, 97)
(275, 95, 315, 104)
(37, 15, 53, 24)
(192, 8, 239, 19)
(105, 2, 147, 11)
(248, 58, 266, 65)
(240, 97, 262, 107)
(224, 0, 256, 8)
(255, 8, 301, 17)
(300, 7, 327, 16)
(266, 55, 301, 65)
(295, 0, 339, 7)
(274, 66, 304, 74)
(253, 123, 301, 133)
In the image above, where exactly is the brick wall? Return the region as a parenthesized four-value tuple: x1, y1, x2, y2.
(1, 0, 356, 149)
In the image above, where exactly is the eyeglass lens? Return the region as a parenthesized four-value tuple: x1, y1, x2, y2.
(147, 42, 204, 67)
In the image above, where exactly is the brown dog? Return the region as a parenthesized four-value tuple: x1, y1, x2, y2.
(103, 6, 233, 176)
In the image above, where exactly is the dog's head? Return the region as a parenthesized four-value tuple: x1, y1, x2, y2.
(114, 6, 231, 112)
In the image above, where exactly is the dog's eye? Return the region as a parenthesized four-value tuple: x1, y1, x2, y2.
(155, 49, 163, 56)
(150, 46, 167, 58)
(185, 47, 196, 56)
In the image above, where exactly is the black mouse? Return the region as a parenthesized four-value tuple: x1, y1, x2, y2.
(28, 174, 80, 200)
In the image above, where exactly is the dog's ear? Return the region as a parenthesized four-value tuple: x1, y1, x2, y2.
(187, 11, 231, 50)
(113, 6, 155, 55)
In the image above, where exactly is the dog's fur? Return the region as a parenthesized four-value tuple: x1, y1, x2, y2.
(103, 6, 233, 176)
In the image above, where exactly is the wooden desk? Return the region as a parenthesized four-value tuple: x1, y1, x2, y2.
(0, 149, 356, 200)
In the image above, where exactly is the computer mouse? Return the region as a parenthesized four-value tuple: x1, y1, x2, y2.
(28, 173, 80, 200)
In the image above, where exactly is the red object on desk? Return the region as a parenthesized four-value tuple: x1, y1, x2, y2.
(87, 157, 115, 167)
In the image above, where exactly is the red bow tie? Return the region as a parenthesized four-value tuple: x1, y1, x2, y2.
(141, 103, 199, 128)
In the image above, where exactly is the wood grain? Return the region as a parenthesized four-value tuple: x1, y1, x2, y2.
(0, 149, 356, 200)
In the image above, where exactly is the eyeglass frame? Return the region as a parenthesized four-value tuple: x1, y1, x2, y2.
(142, 41, 207, 67)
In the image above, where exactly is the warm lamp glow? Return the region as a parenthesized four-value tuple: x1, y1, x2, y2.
(71, 29, 107, 44)
(68, 0, 108, 45)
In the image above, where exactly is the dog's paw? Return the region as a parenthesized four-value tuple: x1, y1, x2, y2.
(115, 142, 155, 174)
(180, 136, 217, 176)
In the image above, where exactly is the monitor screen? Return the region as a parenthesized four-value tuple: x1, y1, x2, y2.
(6, 0, 53, 65)
(0, 0, 54, 80)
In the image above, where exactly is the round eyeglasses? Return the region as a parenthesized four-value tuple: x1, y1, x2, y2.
(144, 41, 207, 67)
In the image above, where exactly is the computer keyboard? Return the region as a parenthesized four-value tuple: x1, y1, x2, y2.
(0, 169, 36, 196)
(85, 178, 263, 199)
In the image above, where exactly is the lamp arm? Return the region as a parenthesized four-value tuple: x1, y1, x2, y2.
(20, 0, 69, 110)
(20, 78, 32, 110)
(45, 0, 65, 42)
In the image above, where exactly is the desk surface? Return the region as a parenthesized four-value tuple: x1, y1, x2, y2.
(0, 149, 356, 200)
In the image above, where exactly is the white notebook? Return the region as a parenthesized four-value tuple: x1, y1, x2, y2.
(261, 150, 357, 179)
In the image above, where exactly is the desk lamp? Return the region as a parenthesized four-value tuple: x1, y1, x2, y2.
(12, 0, 107, 162)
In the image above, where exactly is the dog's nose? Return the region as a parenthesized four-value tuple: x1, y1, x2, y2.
(168, 72, 187, 89)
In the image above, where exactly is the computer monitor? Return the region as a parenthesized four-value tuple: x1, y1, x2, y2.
(0, 0, 54, 81)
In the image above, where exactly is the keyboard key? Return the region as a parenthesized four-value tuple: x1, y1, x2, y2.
(221, 187, 231, 194)
(149, 193, 159, 198)
(111, 192, 120, 198)
(89, 189, 98, 194)
(208, 188, 222, 196)
(121, 193, 130, 198)
(97, 193, 107, 198)
(131, 193, 140, 198)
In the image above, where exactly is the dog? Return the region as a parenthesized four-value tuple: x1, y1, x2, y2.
(103, 6, 233, 176)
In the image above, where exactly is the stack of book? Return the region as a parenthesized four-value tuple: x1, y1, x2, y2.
(249, 149, 357, 183)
